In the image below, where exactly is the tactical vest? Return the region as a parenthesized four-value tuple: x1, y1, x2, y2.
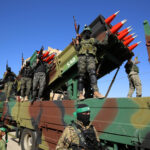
(34, 61, 46, 73)
(4, 72, 16, 82)
(22, 66, 33, 78)
(125, 62, 139, 74)
(71, 122, 101, 150)
(78, 38, 97, 56)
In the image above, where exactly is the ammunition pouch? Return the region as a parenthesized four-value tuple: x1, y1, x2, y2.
(72, 122, 101, 150)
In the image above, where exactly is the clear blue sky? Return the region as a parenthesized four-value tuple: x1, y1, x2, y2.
(0, 0, 149, 97)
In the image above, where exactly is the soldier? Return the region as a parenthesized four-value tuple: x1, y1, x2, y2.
(56, 104, 102, 150)
(74, 25, 108, 100)
(20, 60, 33, 101)
(124, 57, 142, 97)
(31, 50, 52, 103)
(3, 67, 16, 102)
(0, 127, 7, 150)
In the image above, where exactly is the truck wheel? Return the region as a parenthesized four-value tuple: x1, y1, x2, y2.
(21, 129, 37, 150)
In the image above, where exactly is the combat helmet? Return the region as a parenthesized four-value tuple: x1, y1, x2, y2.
(83, 24, 92, 33)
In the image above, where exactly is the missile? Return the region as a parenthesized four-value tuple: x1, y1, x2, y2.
(128, 41, 141, 51)
(117, 26, 131, 35)
(110, 19, 127, 34)
(123, 35, 137, 46)
(123, 33, 135, 41)
(43, 53, 55, 62)
(105, 10, 120, 24)
(41, 51, 49, 59)
(117, 28, 132, 40)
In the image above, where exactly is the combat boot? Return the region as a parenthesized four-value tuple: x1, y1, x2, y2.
(94, 91, 105, 99)
(20, 96, 25, 102)
(5, 98, 8, 103)
(24, 96, 28, 101)
(79, 92, 85, 100)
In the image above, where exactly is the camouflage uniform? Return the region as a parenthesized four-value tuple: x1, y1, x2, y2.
(75, 29, 108, 99)
(56, 120, 100, 150)
(20, 64, 33, 98)
(32, 59, 51, 100)
(76, 38, 102, 92)
(125, 60, 142, 97)
(0, 139, 6, 150)
(3, 69, 16, 100)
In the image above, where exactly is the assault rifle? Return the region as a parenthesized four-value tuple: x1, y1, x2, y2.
(73, 16, 80, 34)
(22, 53, 24, 66)
(72, 16, 81, 45)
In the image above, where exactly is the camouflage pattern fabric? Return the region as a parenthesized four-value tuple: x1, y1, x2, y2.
(78, 55, 98, 91)
(0, 139, 6, 150)
(56, 120, 99, 150)
(127, 74, 142, 97)
(4, 81, 13, 99)
(33, 72, 46, 98)
(21, 77, 32, 97)
(78, 38, 98, 55)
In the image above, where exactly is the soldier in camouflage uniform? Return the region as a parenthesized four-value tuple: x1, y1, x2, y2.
(124, 58, 142, 97)
(56, 104, 101, 150)
(74, 25, 108, 100)
(31, 54, 52, 103)
(20, 61, 33, 101)
(3, 67, 16, 102)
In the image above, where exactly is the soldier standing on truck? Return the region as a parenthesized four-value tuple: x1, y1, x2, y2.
(74, 25, 108, 100)
(3, 67, 16, 102)
(0, 127, 7, 150)
(31, 47, 52, 103)
(20, 60, 33, 102)
(56, 104, 102, 150)
(124, 57, 142, 97)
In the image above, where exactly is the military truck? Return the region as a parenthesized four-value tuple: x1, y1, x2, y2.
(0, 12, 150, 150)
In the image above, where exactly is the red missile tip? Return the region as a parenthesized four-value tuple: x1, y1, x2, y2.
(128, 41, 141, 51)
(123, 33, 135, 41)
(105, 10, 120, 24)
(110, 19, 127, 34)
(123, 35, 136, 46)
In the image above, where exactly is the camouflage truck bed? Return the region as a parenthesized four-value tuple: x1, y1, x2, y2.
(0, 95, 150, 149)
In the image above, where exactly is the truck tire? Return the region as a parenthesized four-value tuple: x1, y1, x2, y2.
(21, 129, 37, 150)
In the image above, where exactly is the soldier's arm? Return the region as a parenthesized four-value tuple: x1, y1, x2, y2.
(56, 126, 72, 150)
(93, 126, 100, 142)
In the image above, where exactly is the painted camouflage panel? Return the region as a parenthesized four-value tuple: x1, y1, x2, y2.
(0, 91, 150, 149)
(143, 20, 150, 62)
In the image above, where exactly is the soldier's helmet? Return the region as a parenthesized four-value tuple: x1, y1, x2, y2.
(83, 25, 92, 33)
(7, 67, 11, 72)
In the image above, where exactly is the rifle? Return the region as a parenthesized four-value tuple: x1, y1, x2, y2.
(37, 46, 44, 60)
(6, 60, 8, 70)
(72, 16, 81, 45)
(73, 16, 80, 34)
(22, 53, 24, 66)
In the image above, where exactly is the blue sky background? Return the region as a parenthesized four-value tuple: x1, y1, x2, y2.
(0, 0, 149, 97)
